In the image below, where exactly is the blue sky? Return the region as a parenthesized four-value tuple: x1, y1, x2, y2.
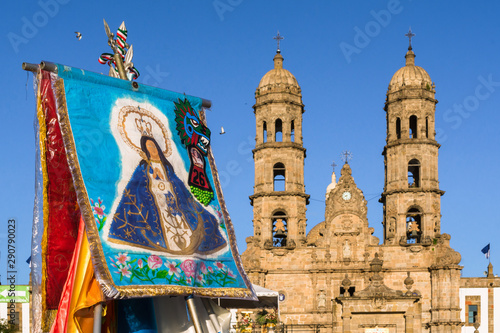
(1, 1, 499, 285)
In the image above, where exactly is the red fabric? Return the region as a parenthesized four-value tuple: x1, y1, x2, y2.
(50, 217, 85, 333)
(40, 70, 80, 309)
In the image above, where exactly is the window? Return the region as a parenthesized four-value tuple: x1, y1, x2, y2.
(272, 211, 287, 247)
(406, 208, 422, 244)
(408, 159, 420, 188)
(396, 118, 401, 139)
(465, 296, 481, 326)
(275, 119, 283, 142)
(273, 163, 285, 191)
(468, 305, 478, 324)
(263, 121, 267, 143)
(291, 120, 295, 142)
(425, 117, 429, 138)
(409, 115, 418, 138)
(340, 287, 355, 297)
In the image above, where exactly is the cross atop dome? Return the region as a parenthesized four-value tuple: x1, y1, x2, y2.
(405, 27, 415, 50)
(341, 150, 353, 164)
(273, 31, 284, 53)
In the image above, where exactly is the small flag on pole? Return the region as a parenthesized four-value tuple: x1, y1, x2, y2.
(481, 244, 490, 259)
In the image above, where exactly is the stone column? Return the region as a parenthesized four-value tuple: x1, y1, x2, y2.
(342, 308, 351, 333)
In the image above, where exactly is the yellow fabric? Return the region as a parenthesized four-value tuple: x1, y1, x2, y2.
(36, 77, 53, 331)
(68, 228, 104, 333)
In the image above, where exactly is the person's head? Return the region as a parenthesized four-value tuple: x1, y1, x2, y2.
(139, 136, 173, 169)
(140, 136, 162, 161)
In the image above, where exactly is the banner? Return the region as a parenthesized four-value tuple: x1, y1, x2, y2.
(36, 70, 81, 331)
(38, 64, 255, 300)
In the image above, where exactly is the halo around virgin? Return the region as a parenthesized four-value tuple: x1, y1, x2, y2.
(118, 105, 171, 158)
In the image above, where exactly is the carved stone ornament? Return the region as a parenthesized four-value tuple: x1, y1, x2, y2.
(432, 233, 462, 267)
(342, 218, 353, 231)
(404, 271, 414, 295)
(350, 252, 414, 300)
(264, 239, 273, 249)
(341, 274, 352, 295)
(372, 296, 387, 309)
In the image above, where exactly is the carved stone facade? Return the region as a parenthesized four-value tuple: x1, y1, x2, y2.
(241, 47, 465, 333)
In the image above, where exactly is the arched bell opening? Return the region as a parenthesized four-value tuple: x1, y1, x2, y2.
(272, 211, 287, 247)
(275, 119, 283, 142)
(408, 159, 421, 188)
(273, 163, 286, 191)
(406, 207, 422, 244)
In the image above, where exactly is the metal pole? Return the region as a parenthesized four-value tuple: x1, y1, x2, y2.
(22, 62, 38, 73)
(201, 99, 211, 109)
(40, 61, 58, 73)
(93, 303, 102, 333)
(21, 62, 212, 109)
(113, 53, 128, 80)
(186, 295, 204, 333)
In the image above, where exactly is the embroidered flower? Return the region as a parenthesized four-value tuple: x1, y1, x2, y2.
(208, 266, 213, 273)
(199, 262, 207, 274)
(137, 258, 143, 269)
(196, 274, 205, 284)
(226, 267, 235, 278)
(215, 261, 224, 270)
(181, 260, 197, 278)
(117, 265, 131, 278)
(165, 260, 180, 277)
(148, 255, 163, 270)
(186, 277, 192, 284)
(93, 205, 105, 218)
(109, 257, 117, 268)
(116, 253, 130, 265)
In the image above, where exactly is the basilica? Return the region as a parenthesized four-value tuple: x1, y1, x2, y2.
(240, 43, 499, 333)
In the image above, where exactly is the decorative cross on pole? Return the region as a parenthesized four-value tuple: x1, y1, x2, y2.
(405, 27, 415, 50)
(99, 19, 140, 81)
(273, 31, 284, 53)
(331, 161, 337, 172)
(341, 150, 353, 164)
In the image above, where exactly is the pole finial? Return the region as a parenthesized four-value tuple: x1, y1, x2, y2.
(273, 31, 284, 53)
(405, 27, 415, 50)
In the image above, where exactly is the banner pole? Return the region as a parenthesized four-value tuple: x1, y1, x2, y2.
(186, 295, 204, 333)
(21, 62, 212, 109)
(93, 303, 102, 333)
(113, 53, 128, 80)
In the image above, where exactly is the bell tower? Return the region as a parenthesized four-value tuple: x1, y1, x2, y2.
(249, 48, 309, 250)
(381, 42, 444, 246)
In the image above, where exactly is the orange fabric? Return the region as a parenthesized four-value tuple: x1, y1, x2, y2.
(71, 223, 104, 332)
(50, 217, 105, 333)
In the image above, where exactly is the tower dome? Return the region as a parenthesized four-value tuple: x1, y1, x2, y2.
(256, 52, 301, 96)
(387, 48, 433, 92)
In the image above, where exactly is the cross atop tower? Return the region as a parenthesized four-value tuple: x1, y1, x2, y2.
(273, 31, 284, 53)
(341, 151, 353, 164)
(331, 161, 337, 172)
(405, 27, 415, 50)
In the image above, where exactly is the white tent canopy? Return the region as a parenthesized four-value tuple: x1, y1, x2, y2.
(217, 284, 279, 309)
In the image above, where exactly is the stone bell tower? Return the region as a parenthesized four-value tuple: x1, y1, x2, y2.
(248, 48, 309, 250)
(381, 42, 462, 333)
(380, 43, 444, 247)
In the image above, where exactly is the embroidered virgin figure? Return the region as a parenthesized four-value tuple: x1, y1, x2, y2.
(107, 105, 226, 255)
